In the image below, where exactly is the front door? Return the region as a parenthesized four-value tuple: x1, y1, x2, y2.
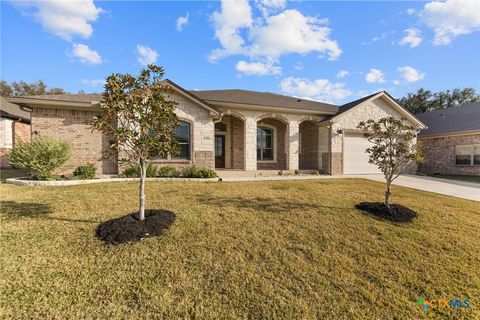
(215, 135, 225, 168)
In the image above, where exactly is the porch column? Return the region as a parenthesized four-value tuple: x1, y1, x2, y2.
(288, 120, 300, 171)
(244, 117, 257, 170)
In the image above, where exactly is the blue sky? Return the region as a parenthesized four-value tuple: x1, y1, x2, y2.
(1, 0, 479, 104)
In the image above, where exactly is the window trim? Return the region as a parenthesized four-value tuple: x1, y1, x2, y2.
(257, 125, 276, 163)
(455, 144, 480, 166)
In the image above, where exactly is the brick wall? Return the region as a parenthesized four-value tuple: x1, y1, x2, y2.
(418, 134, 480, 175)
(31, 107, 117, 175)
(299, 121, 319, 170)
(257, 118, 287, 170)
(230, 116, 245, 169)
(13, 122, 31, 143)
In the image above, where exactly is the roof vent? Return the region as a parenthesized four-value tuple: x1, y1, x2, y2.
(297, 99, 302, 102)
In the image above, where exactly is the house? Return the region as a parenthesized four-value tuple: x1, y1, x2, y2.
(7, 80, 425, 176)
(416, 103, 480, 176)
(0, 97, 31, 167)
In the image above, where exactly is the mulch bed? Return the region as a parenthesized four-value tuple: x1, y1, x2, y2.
(355, 202, 417, 223)
(96, 210, 175, 244)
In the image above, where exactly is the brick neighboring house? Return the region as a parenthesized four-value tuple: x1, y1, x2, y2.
(7, 80, 425, 176)
(0, 97, 31, 167)
(416, 103, 480, 176)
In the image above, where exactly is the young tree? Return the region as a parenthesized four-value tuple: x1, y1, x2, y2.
(357, 117, 423, 208)
(92, 64, 179, 220)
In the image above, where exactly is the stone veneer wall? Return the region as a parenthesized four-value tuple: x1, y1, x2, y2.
(257, 118, 287, 170)
(0, 118, 13, 167)
(0, 119, 31, 167)
(330, 96, 417, 175)
(299, 121, 319, 170)
(418, 133, 480, 175)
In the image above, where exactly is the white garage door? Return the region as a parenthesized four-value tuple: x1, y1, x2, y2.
(343, 134, 381, 174)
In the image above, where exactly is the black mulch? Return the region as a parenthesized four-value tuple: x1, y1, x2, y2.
(355, 202, 417, 223)
(96, 210, 175, 245)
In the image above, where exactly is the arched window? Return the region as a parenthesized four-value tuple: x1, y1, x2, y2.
(215, 122, 227, 132)
(173, 121, 190, 160)
(257, 127, 274, 161)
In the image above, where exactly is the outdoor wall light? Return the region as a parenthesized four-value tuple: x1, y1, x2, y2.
(336, 128, 343, 135)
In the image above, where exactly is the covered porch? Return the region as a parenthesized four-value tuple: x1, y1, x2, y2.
(213, 112, 330, 173)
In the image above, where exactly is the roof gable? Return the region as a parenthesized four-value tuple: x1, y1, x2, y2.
(325, 91, 425, 129)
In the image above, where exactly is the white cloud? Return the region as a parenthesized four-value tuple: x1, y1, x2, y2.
(398, 66, 425, 82)
(236, 60, 281, 75)
(336, 70, 349, 78)
(393, 80, 401, 85)
(136, 45, 158, 66)
(421, 0, 480, 45)
(398, 28, 423, 48)
(209, 0, 253, 61)
(249, 9, 341, 61)
(280, 77, 352, 103)
(365, 68, 386, 83)
(361, 31, 391, 45)
(209, 0, 341, 74)
(71, 43, 102, 64)
(406, 8, 416, 15)
(255, 0, 287, 17)
(13, 0, 103, 41)
(81, 79, 105, 87)
(176, 12, 189, 32)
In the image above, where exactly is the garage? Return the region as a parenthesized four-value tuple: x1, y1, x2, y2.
(343, 133, 381, 174)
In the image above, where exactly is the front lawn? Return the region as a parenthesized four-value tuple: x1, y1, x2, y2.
(1, 179, 479, 319)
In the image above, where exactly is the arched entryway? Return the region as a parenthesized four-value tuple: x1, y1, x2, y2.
(256, 116, 288, 170)
(214, 115, 245, 169)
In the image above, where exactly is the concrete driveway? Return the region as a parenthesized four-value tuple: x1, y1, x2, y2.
(353, 174, 480, 202)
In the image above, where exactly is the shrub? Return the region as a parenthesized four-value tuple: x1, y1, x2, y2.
(196, 168, 217, 178)
(182, 165, 198, 178)
(73, 163, 96, 180)
(146, 164, 158, 178)
(122, 165, 140, 177)
(182, 166, 217, 178)
(294, 169, 299, 175)
(158, 166, 176, 177)
(7, 136, 71, 180)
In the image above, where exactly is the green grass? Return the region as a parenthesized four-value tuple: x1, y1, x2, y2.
(1, 179, 479, 319)
(429, 174, 480, 184)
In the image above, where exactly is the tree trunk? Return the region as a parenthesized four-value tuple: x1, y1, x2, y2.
(139, 159, 146, 221)
(385, 181, 392, 209)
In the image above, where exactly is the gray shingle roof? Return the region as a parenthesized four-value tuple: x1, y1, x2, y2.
(416, 103, 480, 137)
(18, 93, 103, 103)
(190, 89, 339, 113)
(0, 97, 31, 123)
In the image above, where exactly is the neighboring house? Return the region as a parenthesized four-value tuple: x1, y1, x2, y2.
(416, 103, 480, 176)
(0, 97, 31, 167)
(7, 80, 425, 175)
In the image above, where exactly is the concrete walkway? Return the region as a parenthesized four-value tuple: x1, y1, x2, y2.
(217, 171, 479, 202)
(351, 174, 480, 202)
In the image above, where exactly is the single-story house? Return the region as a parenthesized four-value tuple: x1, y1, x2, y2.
(416, 103, 480, 176)
(7, 80, 425, 176)
(0, 97, 31, 167)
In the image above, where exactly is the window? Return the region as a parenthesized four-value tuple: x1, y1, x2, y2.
(173, 121, 190, 160)
(257, 127, 274, 161)
(149, 121, 190, 160)
(455, 144, 480, 166)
